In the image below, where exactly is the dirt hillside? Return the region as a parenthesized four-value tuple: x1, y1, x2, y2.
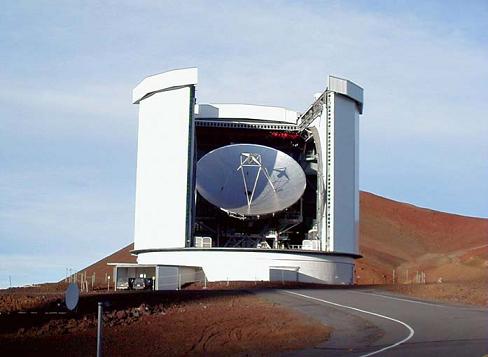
(357, 192, 488, 284)
(66, 243, 136, 288)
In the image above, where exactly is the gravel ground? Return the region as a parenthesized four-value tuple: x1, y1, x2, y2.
(0, 289, 331, 356)
(376, 280, 488, 307)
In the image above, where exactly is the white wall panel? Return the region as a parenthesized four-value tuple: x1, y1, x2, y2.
(312, 76, 363, 256)
(196, 103, 298, 123)
(331, 94, 360, 254)
(137, 250, 355, 284)
(134, 86, 193, 251)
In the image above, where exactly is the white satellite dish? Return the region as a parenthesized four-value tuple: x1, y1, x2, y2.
(65, 283, 80, 311)
(196, 144, 306, 217)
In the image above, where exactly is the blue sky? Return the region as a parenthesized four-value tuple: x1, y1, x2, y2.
(1, 1, 487, 288)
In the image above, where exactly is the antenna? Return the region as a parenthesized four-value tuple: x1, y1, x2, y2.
(196, 144, 306, 217)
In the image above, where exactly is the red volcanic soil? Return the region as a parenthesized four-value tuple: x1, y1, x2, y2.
(357, 192, 488, 286)
(1, 191, 487, 355)
(3, 192, 486, 355)
(0, 291, 331, 356)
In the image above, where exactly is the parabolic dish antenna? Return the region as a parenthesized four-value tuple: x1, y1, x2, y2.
(196, 144, 306, 217)
(65, 283, 80, 311)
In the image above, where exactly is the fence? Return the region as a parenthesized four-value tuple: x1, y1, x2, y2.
(391, 268, 428, 284)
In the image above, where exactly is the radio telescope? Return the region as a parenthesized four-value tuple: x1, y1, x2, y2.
(196, 144, 306, 217)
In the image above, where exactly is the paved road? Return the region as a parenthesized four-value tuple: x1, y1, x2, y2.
(257, 288, 488, 356)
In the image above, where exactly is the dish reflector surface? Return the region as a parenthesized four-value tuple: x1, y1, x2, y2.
(196, 144, 306, 216)
(65, 283, 80, 311)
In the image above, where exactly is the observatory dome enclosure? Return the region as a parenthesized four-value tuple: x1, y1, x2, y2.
(120, 67, 364, 288)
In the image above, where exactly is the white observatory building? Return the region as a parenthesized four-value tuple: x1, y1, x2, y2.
(118, 67, 363, 288)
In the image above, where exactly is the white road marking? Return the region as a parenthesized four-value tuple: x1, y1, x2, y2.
(284, 290, 415, 357)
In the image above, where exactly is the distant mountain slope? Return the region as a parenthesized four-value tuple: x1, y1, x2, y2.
(357, 192, 488, 284)
(75, 192, 488, 286)
(70, 243, 136, 287)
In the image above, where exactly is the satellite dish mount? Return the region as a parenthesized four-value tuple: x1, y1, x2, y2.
(237, 152, 276, 209)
